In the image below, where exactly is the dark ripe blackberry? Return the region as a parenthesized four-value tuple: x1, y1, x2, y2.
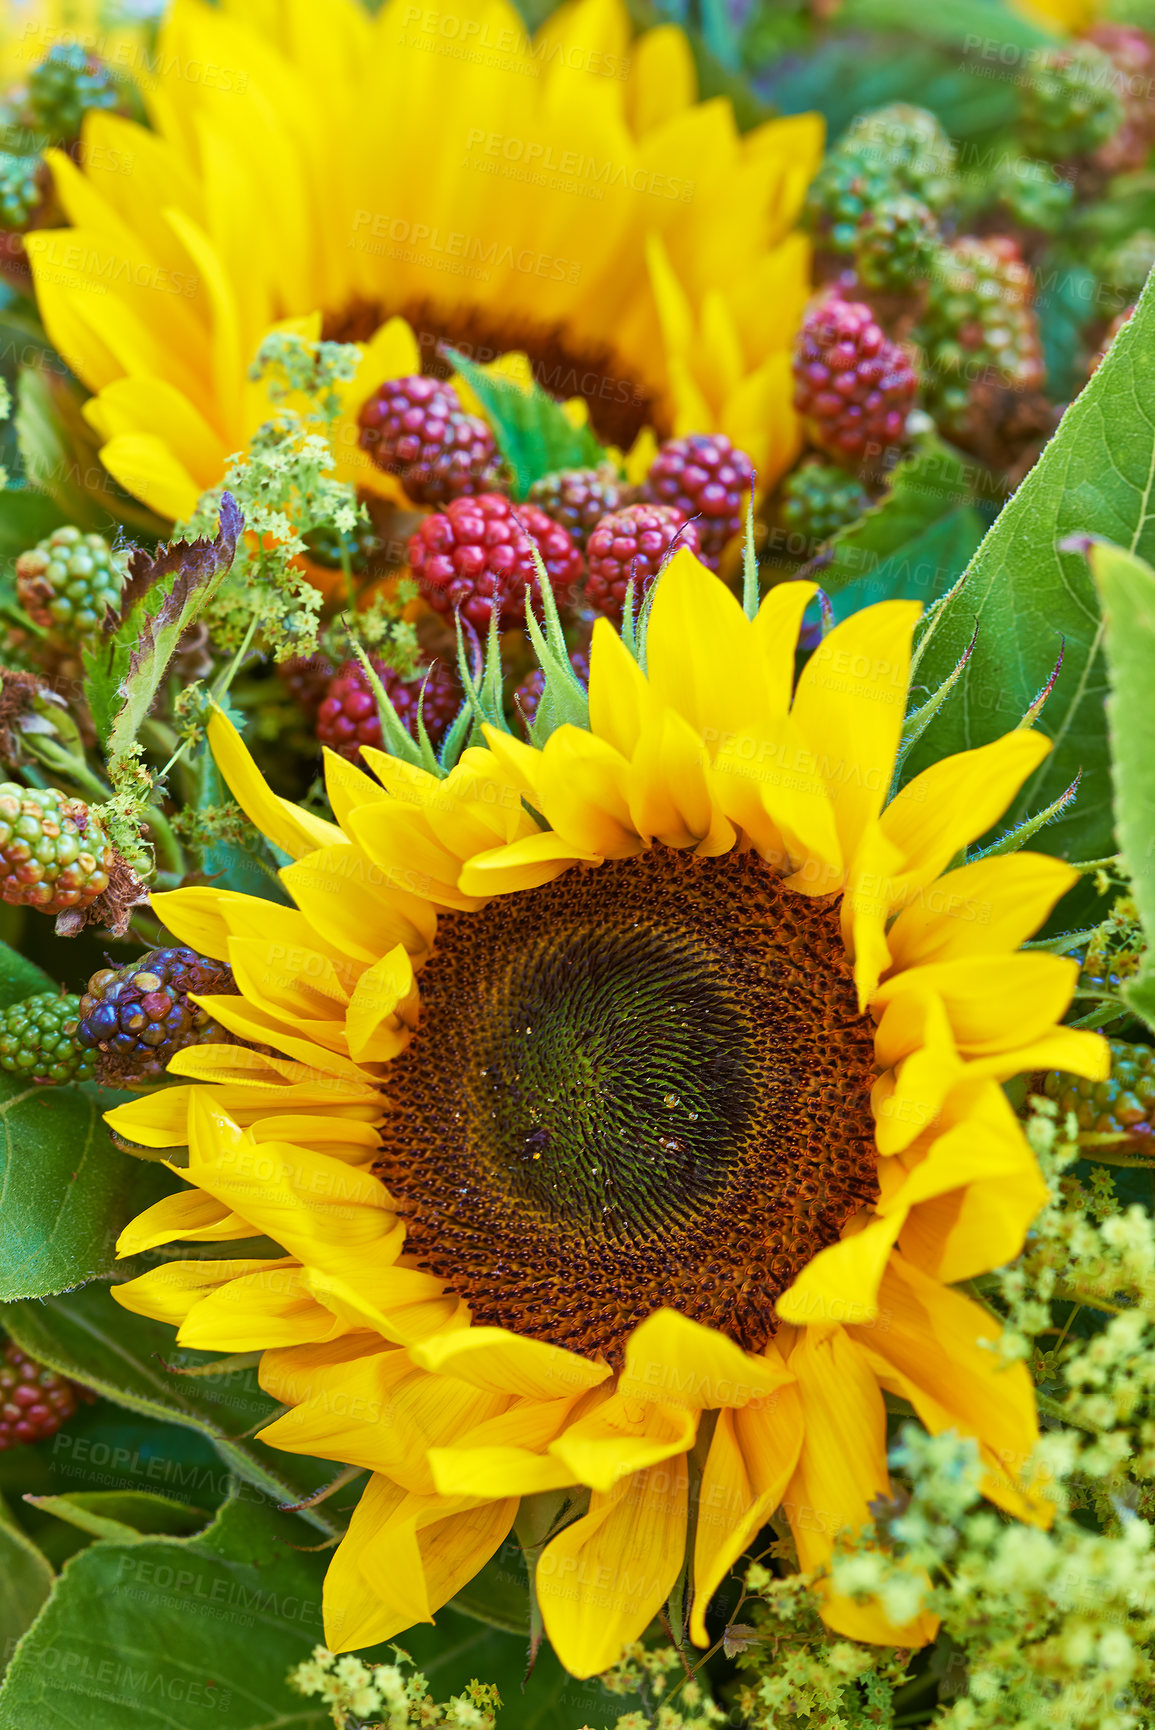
(357, 374, 501, 505)
(77, 947, 239, 1089)
(1043, 1039, 1155, 1142)
(781, 460, 871, 545)
(408, 493, 582, 632)
(0, 1340, 78, 1449)
(854, 194, 939, 291)
(514, 641, 592, 734)
(16, 526, 127, 643)
(317, 656, 462, 763)
(0, 784, 113, 915)
(24, 43, 121, 142)
(645, 433, 755, 569)
(1020, 44, 1124, 162)
(527, 466, 629, 552)
(584, 503, 701, 625)
(792, 293, 917, 467)
(0, 991, 94, 1085)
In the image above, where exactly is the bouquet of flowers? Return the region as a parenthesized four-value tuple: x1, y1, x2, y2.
(1, 0, 1155, 1725)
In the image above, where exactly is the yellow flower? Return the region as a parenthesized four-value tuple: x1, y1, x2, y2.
(109, 555, 1107, 1677)
(0, 0, 154, 89)
(24, 0, 820, 524)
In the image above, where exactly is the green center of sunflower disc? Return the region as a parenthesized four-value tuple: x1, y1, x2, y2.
(375, 848, 880, 1363)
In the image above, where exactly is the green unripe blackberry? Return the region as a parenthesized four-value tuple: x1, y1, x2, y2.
(0, 992, 94, 1086)
(16, 525, 127, 642)
(916, 236, 1045, 432)
(781, 460, 871, 544)
(1043, 1038, 1155, 1143)
(24, 43, 121, 143)
(303, 519, 381, 572)
(854, 194, 939, 291)
(803, 142, 896, 254)
(986, 157, 1074, 234)
(77, 946, 240, 1089)
(841, 103, 958, 213)
(1020, 45, 1124, 161)
(0, 786, 113, 914)
(0, 150, 41, 230)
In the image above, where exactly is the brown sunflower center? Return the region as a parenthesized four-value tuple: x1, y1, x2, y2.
(375, 848, 879, 1364)
(324, 300, 663, 450)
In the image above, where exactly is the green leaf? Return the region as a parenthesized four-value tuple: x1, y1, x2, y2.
(0, 937, 53, 1010)
(447, 350, 607, 499)
(815, 437, 980, 603)
(0, 1496, 53, 1670)
(2, 1283, 337, 1528)
(1087, 541, 1155, 1034)
(0, 1078, 171, 1302)
(838, 0, 1054, 51)
(0, 1492, 332, 1729)
(904, 264, 1155, 862)
(1036, 256, 1099, 406)
(0, 487, 66, 561)
(828, 505, 986, 624)
(22, 1492, 208, 1544)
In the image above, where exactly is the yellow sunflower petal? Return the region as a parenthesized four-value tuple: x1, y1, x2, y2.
(885, 853, 1078, 971)
(775, 1213, 905, 1328)
(409, 1327, 611, 1401)
(537, 1455, 689, 1679)
(619, 1307, 795, 1409)
(872, 953, 1079, 1056)
(208, 709, 344, 859)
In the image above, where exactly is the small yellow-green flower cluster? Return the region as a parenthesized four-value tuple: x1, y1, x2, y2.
(287, 1644, 501, 1729)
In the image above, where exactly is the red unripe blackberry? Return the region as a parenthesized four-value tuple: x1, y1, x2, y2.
(77, 946, 240, 1089)
(0, 1340, 78, 1448)
(357, 375, 500, 505)
(408, 493, 582, 632)
(0, 784, 113, 914)
(584, 503, 701, 624)
(792, 294, 917, 467)
(1089, 26, 1155, 173)
(515, 642, 592, 734)
(645, 434, 754, 569)
(317, 656, 461, 762)
(527, 467, 630, 553)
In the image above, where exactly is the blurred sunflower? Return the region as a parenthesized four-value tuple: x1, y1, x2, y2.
(24, 0, 820, 523)
(107, 555, 1107, 1677)
(0, 0, 155, 88)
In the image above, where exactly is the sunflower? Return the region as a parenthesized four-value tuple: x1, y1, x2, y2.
(22, 0, 820, 525)
(108, 554, 1106, 1678)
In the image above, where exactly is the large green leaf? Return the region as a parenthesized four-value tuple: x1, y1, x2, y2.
(1088, 541, 1155, 1032)
(812, 437, 977, 600)
(0, 1075, 170, 1302)
(0, 488, 67, 562)
(0, 938, 52, 1009)
(904, 265, 1155, 862)
(0, 1494, 332, 1729)
(448, 350, 608, 500)
(828, 507, 985, 624)
(2, 1283, 336, 1528)
(0, 1496, 52, 1669)
(23, 1491, 209, 1544)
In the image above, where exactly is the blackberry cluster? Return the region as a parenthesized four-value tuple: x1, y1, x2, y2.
(984, 158, 1074, 235)
(317, 656, 461, 762)
(646, 433, 754, 569)
(781, 460, 871, 545)
(16, 526, 127, 642)
(408, 493, 582, 631)
(854, 194, 938, 291)
(0, 1341, 79, 1449)
(0, 786, 113, 915)
(357, 375, 500, 505)
(22, 43, 121, 142)
(0, 992, 94, 1085)
(1043, 1039, 1155, 1141)
(0, 151, 40, 230)
(1020, 44, 1124, 162)
(527, 466, 629, 552)
(803, 142, 897, 254)
(842, 104, 958, 212)
(585, 503, 701, 624)
(277, 652, 337, 718)
(303, 520, 380, 572)
(1089, 25, 1155, 174)
(77, 947, 238, 1089)
(917, 237, 1045, 430)
(792, 294, 917, 467)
